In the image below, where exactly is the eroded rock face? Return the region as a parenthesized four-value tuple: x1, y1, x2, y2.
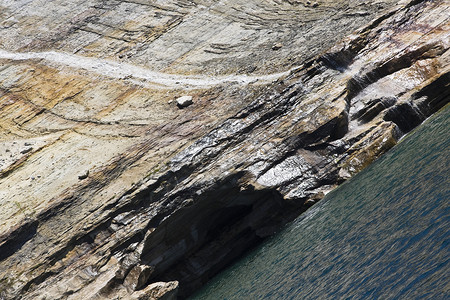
(0, 0, 448, 299)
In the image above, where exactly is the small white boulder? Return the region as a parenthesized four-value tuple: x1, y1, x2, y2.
(176, 96, 193, 108)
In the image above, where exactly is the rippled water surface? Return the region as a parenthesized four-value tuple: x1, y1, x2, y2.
(191, 105, 449, 300)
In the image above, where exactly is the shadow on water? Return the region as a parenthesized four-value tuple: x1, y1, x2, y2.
(191, 104, 450, 300)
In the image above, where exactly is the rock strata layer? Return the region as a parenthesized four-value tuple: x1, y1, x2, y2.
(0, 0, 449, 299)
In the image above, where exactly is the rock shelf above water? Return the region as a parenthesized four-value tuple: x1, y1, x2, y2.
(0, 0, 449, 299)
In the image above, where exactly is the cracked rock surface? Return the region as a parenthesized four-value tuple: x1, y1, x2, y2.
(0, 0, 449, 299)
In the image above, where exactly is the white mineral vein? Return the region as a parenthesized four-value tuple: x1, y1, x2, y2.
(0, 49, 294, 88)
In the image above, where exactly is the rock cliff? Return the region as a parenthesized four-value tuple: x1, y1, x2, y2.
(0, 0, 448, 299)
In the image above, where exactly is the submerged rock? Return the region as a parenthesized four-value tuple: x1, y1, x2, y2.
(0, 0, 448, 299)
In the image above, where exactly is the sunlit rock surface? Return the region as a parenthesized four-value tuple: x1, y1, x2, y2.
(0, 0, 448, 298)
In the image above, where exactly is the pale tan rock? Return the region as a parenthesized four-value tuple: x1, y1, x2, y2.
(124, 264, 155, 292)
(0, 0, 448, 299)
(131, 281, 179, 300)
(176, 96, 193, 108)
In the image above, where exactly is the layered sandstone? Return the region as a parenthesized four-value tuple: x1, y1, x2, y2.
(0, 0, 448, 299)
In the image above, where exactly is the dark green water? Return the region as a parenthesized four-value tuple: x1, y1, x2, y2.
(191, 105, 450, 300)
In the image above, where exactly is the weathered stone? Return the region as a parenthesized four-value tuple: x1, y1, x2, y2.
(131, 281, 179, 300)
(305, 199, 316, 206)
(0, 0, 448, 299)
(176, 96, 193, 108)
(19, 147, 32, 154)
(272, 43, 283, 51)
(78, 170, 89, 180)
(124, 264, 155, 292)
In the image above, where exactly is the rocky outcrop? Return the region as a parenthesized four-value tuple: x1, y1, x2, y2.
(0, 0, 449, 299)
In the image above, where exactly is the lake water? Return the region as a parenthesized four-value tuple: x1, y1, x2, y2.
(191, 105, 449, 300)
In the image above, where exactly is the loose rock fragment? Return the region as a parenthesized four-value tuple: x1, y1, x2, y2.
(20, 147, 32, 154)
(176, 96, 193, 108)
(304, 199, 316, 206)
(132, 281, 179, 300)
(124, 264, 154, 292)
(78, 170, 89, 180)
(272, 43, 283, 50)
